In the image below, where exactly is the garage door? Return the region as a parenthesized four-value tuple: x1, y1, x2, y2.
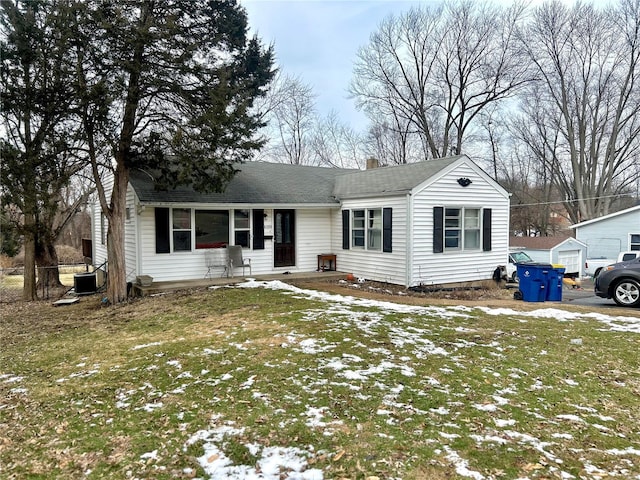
(558, 250, 580, 275)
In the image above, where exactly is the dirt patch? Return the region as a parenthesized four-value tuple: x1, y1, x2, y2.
(290, 277, 617, 314)
(292, 278, 518, 306)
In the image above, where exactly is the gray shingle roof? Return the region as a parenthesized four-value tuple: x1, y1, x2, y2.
(130, 156, 464, 205)
(509, 235, 571, 250)
(333, 156, 462, 199)
(130, 162, 356, 205)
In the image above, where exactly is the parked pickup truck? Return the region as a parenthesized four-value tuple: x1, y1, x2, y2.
(585, 251, 640, 277)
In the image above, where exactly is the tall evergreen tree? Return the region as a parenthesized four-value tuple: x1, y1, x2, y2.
(69, 0, 274, 303)
(1, 0, 80, 300)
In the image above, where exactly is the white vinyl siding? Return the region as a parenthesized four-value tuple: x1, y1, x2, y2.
(573, 207, 640, 259)
(91, 172, 114, 270)
(124, 187, 138, 281)
(91, 175, 138, 282)
(98, 156, 511, 288)
(136, 207, 333, 281)
(411, 162, 509, 287)
(295, 209, 334, 272)
(333, 196, 407, 285)
(92, 204, 108, 267)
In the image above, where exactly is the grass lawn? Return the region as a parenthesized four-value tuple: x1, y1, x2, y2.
(1, 279, 639, 479)
(0, 265, 86, 302)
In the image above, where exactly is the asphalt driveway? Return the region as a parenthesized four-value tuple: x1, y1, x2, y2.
(560, 277, 639, 310)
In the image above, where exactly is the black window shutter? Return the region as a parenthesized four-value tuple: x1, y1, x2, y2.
(342, 210, 350, 250)
(433, 206, 444, 253)
(383, 207, 392, 253)
(155, 207, 170, 254)
(482, 208, 492, 251)
(253, 209, 265, 250)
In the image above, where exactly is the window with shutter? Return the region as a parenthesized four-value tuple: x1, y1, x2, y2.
(433, 207, 444, 253)
(253, 209, 265, 250)
(383, 208, 392, 252)
(434, 206, 489, 253)
(482, 209, 492, 251)
(342, 210, 350, 250)
(155, 208, 170, 254)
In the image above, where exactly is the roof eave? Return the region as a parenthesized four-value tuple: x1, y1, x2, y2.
(336, 189, 412, 200)
(137, 200, 340, 209)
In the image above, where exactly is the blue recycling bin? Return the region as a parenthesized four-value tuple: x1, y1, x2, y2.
(546, 265, 565, 301)
(517, 263, 552, 302)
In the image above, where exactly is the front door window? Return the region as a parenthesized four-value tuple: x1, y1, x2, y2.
(274, 209, 295, 267)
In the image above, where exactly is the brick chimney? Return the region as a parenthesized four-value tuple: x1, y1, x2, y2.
(366, 157, 379, 169)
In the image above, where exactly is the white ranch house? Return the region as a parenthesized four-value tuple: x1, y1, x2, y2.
(92, 155, 510, 288)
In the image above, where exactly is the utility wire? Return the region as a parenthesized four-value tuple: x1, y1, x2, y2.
(510, 193, 634, 208)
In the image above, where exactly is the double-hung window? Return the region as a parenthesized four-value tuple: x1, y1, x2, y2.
(464, 209, 480, 249)
(631, 234, 640, 251)
(352, 210, 365, 248)
(438, 207, 482, 252)
(343, 208, 392, 252)
(444, 208, 461, 249)
(234, 209, 251, 248)
(368, 209, 382, 250)
(351, 208, 382, 250)
(172, 208, 192, 251)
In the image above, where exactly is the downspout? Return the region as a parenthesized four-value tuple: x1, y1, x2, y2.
(405, 192, 413, 287)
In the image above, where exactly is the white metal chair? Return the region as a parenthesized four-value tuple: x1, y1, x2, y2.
(227, 245, 251, 277)
(204, 249, 229, 278)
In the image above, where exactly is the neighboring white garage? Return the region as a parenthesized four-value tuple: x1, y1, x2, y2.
(557, 250, 581, 276)
(509, 236, 588, 278)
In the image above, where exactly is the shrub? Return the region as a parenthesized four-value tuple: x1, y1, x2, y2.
(55, 245, 84, 265)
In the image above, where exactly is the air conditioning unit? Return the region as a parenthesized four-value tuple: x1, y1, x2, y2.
(74, 272, 97, 295)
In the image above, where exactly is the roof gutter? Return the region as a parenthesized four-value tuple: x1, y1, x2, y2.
(136, 202, 340, 209)
(336, 189, 412, 200)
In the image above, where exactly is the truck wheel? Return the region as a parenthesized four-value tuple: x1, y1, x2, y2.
(511, 271, 519, 283)
(612, 279, 640, 307)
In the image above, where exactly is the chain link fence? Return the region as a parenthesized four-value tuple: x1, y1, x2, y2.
(0, 265, 87, 303)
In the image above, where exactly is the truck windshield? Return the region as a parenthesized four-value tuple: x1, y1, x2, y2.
(511, 251, 533, 263)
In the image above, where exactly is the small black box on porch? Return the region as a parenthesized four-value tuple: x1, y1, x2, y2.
(74, 272, 97, 295)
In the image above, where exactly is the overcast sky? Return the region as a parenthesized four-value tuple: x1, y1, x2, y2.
(240, 0, 610, 133)
(241, 0, 425, 131)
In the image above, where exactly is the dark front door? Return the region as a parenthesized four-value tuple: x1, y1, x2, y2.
(274, 209, 295, 267)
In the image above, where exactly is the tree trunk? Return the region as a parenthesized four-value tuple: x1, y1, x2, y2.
(22, 212, 37, 301)
(105, 167, 130, 304)
(36, 241, 62, 290)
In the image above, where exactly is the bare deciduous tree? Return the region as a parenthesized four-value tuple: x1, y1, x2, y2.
(312, 111, 364, 169)
(363, 109, 426, 166)
(515, 0, 640, 223)
(261, 73, 318, 165)
(350, 0, 530, 159)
